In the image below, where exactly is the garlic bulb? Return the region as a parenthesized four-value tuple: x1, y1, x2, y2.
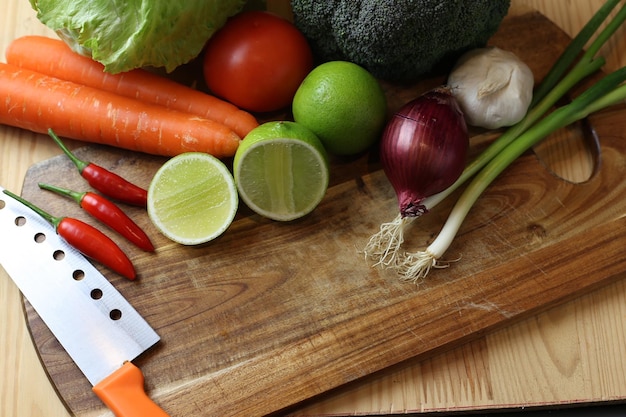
(447, 47, 534, 129)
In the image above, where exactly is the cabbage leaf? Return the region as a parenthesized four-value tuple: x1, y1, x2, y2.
(29, 0, 247, 73)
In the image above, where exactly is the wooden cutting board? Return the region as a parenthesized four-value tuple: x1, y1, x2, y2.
(19, 12, 626, 417)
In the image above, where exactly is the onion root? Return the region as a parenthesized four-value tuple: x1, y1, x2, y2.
(397, 250, 443, 284)
(363, 214, 414, 267)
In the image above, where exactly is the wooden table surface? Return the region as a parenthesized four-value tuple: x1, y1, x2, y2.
(1, 1, 625, 416)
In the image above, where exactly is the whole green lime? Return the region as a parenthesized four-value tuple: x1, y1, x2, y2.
(292, 61, 387, 156)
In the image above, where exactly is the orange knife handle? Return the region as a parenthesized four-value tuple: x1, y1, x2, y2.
(93, 361, 170, 417)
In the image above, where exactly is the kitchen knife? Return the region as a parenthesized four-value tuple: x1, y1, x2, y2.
(0, 186, 169, 417)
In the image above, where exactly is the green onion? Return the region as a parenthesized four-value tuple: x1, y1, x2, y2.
(398, 69, 626, 282)
(364, 0, 626, 279)
(530, 0, 624, 107)
(423, 0, 626, 212)
(365, 1, 626, 267)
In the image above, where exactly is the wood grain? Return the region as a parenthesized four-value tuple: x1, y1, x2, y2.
(12, 11, 626, 417)
(2, 1, 626, 417)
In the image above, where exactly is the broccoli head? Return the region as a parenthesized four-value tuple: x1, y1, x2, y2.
(290, 0, 511, 83)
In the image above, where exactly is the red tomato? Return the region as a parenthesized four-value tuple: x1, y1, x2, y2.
(203, 11, 314, 113)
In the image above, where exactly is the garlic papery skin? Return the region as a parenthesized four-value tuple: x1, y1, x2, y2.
(447, 47, 534, 129)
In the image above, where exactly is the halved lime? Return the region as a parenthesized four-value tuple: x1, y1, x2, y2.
(148, 152, 238, 245)
(233, 121, 329, 221)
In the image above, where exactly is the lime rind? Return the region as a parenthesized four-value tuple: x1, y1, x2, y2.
(292, 60, 387, 156)
(234, 137, 329, 221)
(148, 152, 238, 245)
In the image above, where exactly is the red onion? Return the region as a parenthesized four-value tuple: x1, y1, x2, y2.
(380, 86, 469, 217)
(364, 86, 469, 270)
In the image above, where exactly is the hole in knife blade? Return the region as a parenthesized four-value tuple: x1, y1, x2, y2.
(34, 232, 46, 243)
(109, 309, 122, 320)
(53, 250, 65, 261)
(0, 199, 5, 209)
(90, 288, 103, 300)
(72, 270, 85, 281)
(14, 216, 26, 226)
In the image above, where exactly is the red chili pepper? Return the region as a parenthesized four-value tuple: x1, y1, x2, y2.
(48, 129, 148, 207)
(2, 189, 136, 280)
(39, 183, 155, 252)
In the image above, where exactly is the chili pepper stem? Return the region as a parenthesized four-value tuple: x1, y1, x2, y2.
(38, 182, 85, 205)
(3, 189, 62, 229)
(48, 128, 89, 173)
(39, 183, 155, 252)
(47, 128, 148, 207)
(3, 189, 137, 279)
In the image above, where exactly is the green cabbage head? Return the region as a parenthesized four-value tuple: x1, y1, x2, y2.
(29, 0, 247, 73)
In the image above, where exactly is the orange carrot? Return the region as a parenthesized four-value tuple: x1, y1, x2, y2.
(0, 63, 241, 158)
(5, 35, 259, 139)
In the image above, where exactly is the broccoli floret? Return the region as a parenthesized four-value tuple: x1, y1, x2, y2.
(291, 0, 511, 83)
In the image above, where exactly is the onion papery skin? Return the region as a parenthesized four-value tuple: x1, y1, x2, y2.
(380, 86, 469, 218)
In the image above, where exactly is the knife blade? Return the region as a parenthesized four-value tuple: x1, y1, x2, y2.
(0, 186, 169, 416)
